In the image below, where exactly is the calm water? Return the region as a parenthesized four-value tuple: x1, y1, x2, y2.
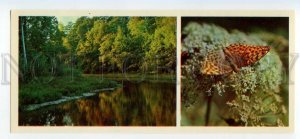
(19, 80, 176, 126)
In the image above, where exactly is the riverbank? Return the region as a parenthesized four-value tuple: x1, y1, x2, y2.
(19, 77, 176, 126)
(19, 75, 120, 107)
(19, 73, 175, 108)
(85, 73, 176, 83)
(23, 88, 116, 111)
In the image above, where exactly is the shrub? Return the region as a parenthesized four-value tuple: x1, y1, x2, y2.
(181, 23, 288, 126)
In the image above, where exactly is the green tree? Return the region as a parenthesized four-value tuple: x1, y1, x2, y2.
(63, 16, 176, 74)
(76, 20, 106, 73)
(127, 17, 156, 72)
(19, 16, 66, 82)
(64, 17, 94, 69)
(146, 17, 176, 73)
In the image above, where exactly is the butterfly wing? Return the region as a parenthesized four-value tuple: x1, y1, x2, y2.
(201, 50, 233, 75)
(223, 44, 271, 68)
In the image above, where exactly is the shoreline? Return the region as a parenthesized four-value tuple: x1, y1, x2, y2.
(19, 74, 175, 110)
(22, 88, 116, 111)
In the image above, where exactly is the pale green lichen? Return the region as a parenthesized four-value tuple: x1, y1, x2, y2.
(182, 23, 288, 126)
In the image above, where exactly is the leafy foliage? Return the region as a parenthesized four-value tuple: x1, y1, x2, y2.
(66, 17, 176, 73)
(19, 16, 176, 80)
(19, 16, 176, 108)
(19, 16, 66, 82)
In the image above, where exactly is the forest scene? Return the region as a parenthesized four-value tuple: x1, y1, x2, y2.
(181, 17, 289, 126)
(19, 16, 176, 126)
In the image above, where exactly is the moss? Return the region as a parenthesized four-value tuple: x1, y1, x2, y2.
(182, 23, 288, 126)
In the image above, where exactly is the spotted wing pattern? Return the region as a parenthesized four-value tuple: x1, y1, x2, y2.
(201, 50, 233, 75)
(201, 44, 271, 75)
(223, 44, 271, 68)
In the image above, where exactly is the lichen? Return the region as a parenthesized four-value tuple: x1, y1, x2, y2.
(182, 23, 288, 126)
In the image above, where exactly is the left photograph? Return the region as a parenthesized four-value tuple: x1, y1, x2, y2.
(18, 16, 177, 126)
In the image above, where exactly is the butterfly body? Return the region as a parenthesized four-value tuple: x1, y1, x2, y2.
(223, 48, 241, 73)
(201, 44, 271, 75)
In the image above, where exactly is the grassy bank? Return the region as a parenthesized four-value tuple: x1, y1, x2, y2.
(85, 73, 176, 83)
(19, 75, 119, 106)
(19, 73, 175, 107)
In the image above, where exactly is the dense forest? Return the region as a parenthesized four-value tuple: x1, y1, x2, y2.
(19, 16, 176, 82)
(19, 16, 176, 107)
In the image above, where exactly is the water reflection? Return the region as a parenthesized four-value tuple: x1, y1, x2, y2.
(19, 80, 176, 126)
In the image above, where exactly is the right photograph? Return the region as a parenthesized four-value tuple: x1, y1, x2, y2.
(181, 17, 289, 126)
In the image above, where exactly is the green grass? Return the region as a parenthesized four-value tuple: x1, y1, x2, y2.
(85, 73, 176, 83)
(19, 75, 119, 106)
(19, 73, 175, 107)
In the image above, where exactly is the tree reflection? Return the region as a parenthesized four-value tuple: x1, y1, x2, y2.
(20, 81, 176, 126)
(68, 81, 176, 126)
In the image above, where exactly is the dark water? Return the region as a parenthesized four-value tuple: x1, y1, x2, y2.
(19, 80, 176, 126)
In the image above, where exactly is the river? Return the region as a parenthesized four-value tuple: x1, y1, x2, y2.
(19, 79, 176, 126)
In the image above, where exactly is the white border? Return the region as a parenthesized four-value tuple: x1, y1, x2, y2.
(10, 10, 294, 133)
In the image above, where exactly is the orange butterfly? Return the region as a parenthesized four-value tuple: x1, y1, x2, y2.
(201, 44, 271, 75)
